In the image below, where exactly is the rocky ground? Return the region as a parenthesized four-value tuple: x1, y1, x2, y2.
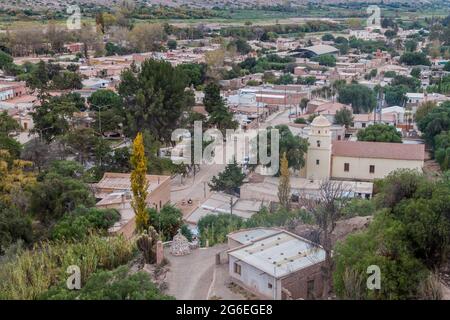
(293, 215, 373, 246)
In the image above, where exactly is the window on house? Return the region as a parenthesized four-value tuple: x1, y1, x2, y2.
(307, 280, 315, 299)
(234, 263, 241, 275)
(337, 135, 341, 141)
(370, 165, 375, 174)
(268, 283, 273, 289)
(362, 123, 366, 128)
(316, 159, 320, 165)
(344, 163, 350, 172)
(316, 140, 321, 147)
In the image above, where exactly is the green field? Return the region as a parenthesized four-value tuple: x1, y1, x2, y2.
(0, 6, 449, 31)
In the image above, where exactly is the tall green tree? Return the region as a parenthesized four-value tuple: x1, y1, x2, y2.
(203, 82, 238, 132)
(209, 159, 245, 195)
(334, 108, 354, 128)
(338, 84, 377, 113)
(264, 125, 309, 174)
(32, 94, 80, 142)
(203, 82, 223, 114)
(0, 50, 13, 70)
(29, 161, 94, 224)
(399, 52, 431, 66)
(417, 102, 450, 147)
(118, 59, 191, 143)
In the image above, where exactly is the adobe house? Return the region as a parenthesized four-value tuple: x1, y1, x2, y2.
(93, 172, 171, 238)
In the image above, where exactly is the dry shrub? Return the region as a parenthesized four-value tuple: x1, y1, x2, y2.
(418, 273, 442, 300)
(0, 234, 135, 300)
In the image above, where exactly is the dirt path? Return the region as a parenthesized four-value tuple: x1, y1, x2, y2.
(164, 244, 227, 300)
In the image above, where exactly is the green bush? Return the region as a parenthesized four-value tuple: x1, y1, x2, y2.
(294, 117, 307, 124)
(181, 224, 193, 242)
(245, 207, 314, 228)
(342, 198, 376, 217)
(198, 214, 245, 246)
(197, 207, 314, 246)
(0, 202, 33, 254)
(334, 170, 450, 299)
(40, 265, 173, 300)
(51, 206, 121, 240)
(333, 213, 429, 300)
(147, 204, 183, 241)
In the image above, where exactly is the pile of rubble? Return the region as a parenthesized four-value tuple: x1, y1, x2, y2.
(170, 229, 192, 256)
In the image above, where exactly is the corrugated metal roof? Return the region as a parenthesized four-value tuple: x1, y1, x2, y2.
(228, 231, 326, 279)
(303, 45, 339, 56)
(228, 228, 280, 245)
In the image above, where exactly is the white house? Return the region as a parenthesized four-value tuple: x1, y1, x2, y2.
(82, 78, 111, 90)
(381, 106, 406, 123)
(228, 229, 326, 300)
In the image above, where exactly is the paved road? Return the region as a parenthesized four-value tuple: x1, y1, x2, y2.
(170, 108, 290, 205)
(171, 163, 225, 203)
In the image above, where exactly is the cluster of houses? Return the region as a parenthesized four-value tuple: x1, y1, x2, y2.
(1, 22, 450, 300)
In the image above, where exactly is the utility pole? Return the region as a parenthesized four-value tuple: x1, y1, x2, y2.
(230, 196, 233, 216)
(203, 181, 207, 199)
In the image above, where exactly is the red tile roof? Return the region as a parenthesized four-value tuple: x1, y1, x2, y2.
(332, 141, 425, 161)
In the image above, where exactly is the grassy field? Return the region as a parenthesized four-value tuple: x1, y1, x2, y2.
(0, 6, 448, 31)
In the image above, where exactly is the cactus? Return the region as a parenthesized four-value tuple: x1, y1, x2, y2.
(137, 226, 159, 264)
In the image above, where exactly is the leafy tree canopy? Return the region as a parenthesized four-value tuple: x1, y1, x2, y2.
(338, 84, 377, 113)
(209, 159, 245, 195)
(357, 123, 402, 143)
(118, 59, 192, 143)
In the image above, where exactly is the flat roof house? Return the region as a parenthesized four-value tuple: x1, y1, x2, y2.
(93, 172, 171, 238)
(290, 45, 339, 58)
(228, 228, 326, 300)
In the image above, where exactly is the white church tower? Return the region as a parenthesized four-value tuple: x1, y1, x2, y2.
(306, 115, 332, 180)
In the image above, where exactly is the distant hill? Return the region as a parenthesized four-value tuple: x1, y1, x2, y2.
(0, 0, 438, 11)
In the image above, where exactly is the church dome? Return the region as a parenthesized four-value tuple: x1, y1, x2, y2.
(311, 115, 331, 127)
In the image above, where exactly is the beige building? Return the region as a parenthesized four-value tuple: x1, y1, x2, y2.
(304, 116, 425, 182)
(93, 172, 171, 238)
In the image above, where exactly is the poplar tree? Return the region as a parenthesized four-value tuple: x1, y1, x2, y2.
(131, 132, 149, 232)
(278, 152, 291, 210)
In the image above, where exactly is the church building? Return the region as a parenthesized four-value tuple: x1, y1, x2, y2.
(303, 116, 425, 182)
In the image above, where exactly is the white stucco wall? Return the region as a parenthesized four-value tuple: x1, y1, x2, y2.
(0, 89, 13, 101)
(229, 255, 280, 299)
(331, 156, 423, 181)
(306, 125, 332, 180)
